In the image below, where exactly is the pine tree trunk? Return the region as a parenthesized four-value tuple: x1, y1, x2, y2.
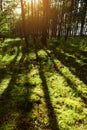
(20, 0, 29, 51)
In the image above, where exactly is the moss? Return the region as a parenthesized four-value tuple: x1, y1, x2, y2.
(0, 38, 87, 130)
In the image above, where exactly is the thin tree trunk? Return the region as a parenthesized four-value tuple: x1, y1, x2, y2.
(80, 6, 87, 36)
(41, 0, 49, 46)
(20, 0, 29, 50)
(0, 0, 2, 10)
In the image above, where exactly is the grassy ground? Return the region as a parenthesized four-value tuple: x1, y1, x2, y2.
(0, 37, 87, 130)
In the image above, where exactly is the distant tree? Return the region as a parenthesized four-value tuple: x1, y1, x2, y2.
(20, 0, 29, 50)
(41, 0, 49, 45)
(80, 0, 87, 36)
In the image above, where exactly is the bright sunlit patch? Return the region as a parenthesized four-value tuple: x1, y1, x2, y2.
(0, 77, 11, 95)
(14, 8, 21, 14)
(14, 0, 40, 14)
(25, 0, 39, 5)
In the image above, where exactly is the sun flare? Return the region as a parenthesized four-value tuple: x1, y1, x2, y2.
(15, 8, 21, 14)
(25, 0, 39, 5)
(15, 0, 40, 14)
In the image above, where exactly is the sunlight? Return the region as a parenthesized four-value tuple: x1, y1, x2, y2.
(25, 0, 39, 5)
(0, 77, 11, 95)
(15, 8, 21, 14)
(14, 0, 40, 14)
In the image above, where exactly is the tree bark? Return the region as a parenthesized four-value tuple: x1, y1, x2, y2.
(20, 0, 29, 50)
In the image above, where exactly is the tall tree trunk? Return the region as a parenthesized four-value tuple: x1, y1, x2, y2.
(65, 0, 74, 40)
(80, 1, 87, 36)
(41, 0, 49, 46)
(0, 0, 2, 10)
(20, 0, 29, 50)
(58, 0, 65, 39)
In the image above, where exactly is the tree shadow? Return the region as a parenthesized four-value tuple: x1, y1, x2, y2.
(49, 47, 87, 85)
(15, 82, 35, 130)
(40, 46, 87, 104)
(0, 45, 20, 83)
(35, 46, 59, 130)
(45, 48, 87, 104)
(0, 45, 23, 125)
(0, 39, 45, 129)
(0, 59, 20, 128)
(56, 44, 87, 64)
(1, 39, 21, 57)
(0, 49, 35, 129)
(54, 63, 87, 104)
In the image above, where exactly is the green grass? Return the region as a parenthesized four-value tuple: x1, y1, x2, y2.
(0, 37, 87, 130)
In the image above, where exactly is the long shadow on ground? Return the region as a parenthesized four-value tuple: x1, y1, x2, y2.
(42, 45, 87, 107)
(15, 58, 35, 130)
(49, 46, 87, 85)
(34, 42, 59, 130)
(44, 49, 87, 104)
(0, 50, 20, 128)
(0, 42, 20, 83)
(0, 50, 34, 129)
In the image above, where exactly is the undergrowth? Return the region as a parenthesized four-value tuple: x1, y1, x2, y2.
(0, 37, 87, 130)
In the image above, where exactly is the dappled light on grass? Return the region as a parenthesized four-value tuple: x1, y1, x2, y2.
(36, 46, 87, 129)
(28, 67, 42, 85)
(0, 77, 11, 95)
(49, 40, 87, 85)
(28, 52, 36, 60)
(44, 57, 87, 129)
(0, 37, 87, 130)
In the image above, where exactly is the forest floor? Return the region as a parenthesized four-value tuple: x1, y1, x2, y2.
(0, 36, 87, 130)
